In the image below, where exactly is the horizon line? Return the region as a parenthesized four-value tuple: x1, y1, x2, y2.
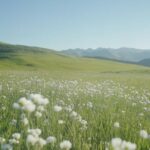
(1, 40, 150, 51)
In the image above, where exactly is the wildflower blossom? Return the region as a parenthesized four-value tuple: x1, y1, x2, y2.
(114, 122, 120, 128)
(22, 101, 36, 113)
(37, 106, 45, 112)
(9, 139, 19, 144)
(46, 136, 56, 144)
(35, 111, 42, 118)
(58, 120, 65, 124)
(13, 103, 20, 110)
(111, 138, 136, 150)
(13, 94, 49, 114)
(37, 138, 47, 147)
(13, 98, 36, 113)
(140, 130, 148, 139)
(28, 128, 42, 137)
(54, 105, 62, 112)
(21, 117, 29, 126)
(60, 140, 72, 150)
(0, 137, 5, 144)
(27, 128, 46, 147)
(64, 106, 72, 112)
(12, 133, 21, 140)
(10, 119, 17, 126)
(29, 94, 49, 105)
(70, 111, 77, 118)
(26, 134, 38, 146)
(87, 102, 93, 108)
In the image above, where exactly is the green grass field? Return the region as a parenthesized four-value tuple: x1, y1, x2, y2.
(0, 45, 150, 150)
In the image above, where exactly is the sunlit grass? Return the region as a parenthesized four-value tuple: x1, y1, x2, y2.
(0, 72, 149, 150)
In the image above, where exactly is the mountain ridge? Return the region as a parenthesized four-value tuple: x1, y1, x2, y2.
(0, 42, 150, 68)
(62, 47, 150, 63)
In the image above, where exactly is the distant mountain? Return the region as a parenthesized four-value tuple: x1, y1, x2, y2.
(62, 47, 150, 62)
(138, 58, 150, 66)
(1, 42, 150, 70)
(1, 42, 149, 73)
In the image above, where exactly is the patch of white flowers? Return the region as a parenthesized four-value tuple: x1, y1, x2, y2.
(9, 133, 21, 144)
(1, 77, 150, 150)
(111, 137, 136, 150)
(139, 130, 149, 139)
(87, 102, 93, 108)
(13, 97, 36, 112)
(21, 116, 29, 126)
(26, 128, 57, 148)
(13, 94, 49, 117)
(69, 110, 88, 130)
(54, 105, 62, 112)
(11, 94, 53, 149)
(60, 140, 72, 150)
(26, 128, 46, 147)
(46, 136, 56, 144)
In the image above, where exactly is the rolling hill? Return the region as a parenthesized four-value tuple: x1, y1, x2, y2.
(0, 42, 150, 76)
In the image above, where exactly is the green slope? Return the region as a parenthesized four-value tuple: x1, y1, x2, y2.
(0, 42, 150, 73)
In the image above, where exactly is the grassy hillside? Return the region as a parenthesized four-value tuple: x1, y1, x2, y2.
(0, 43, 149, 72)
(1, 42, 150, 86)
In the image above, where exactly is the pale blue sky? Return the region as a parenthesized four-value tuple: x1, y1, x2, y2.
(0, 0, 150, 50)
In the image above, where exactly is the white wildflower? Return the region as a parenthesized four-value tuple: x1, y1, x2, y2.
(140, 130, 148, 139)
(37, 106, 45, 112)
(18, 97, 28, 106)
(12, 133, 21, 140)
(35, 111, 42, 118)
(10, 119, 17, 126)
(70, 111, 77, 118)
(22, 101, 36, 113)
(28, 128, 42, 137)
(46, 136, 56, 144)
(37, 138, 46, 147)
(58, 120, 65, 124)
(111, 137, 136, 150)
(114, 122, 120, 128)
(54, 105, 62, 112)
(60, 140, 72, 150)
(65, 106, 72, 112)
(87, 102, 93, 108)
(13, 103, 20, 110)
(80, 120, 87, 126)
(111, 138, 122, 149)
(122, 110, 125, 113)
(26, 134, 37, 145)
(122, 141, 137, 150)
(21, 117, 29, 126)
(0, 137, 5, 144)
(9, 139, 19, 144)
(29, 94, 49, 106)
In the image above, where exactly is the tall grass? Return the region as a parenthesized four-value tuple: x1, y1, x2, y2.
(0, 72, 149, 150)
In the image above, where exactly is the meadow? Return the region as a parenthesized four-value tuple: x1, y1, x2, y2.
(0, 46, 150, 150)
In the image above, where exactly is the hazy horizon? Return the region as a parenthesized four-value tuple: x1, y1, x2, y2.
(1, 41, 150, 51)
